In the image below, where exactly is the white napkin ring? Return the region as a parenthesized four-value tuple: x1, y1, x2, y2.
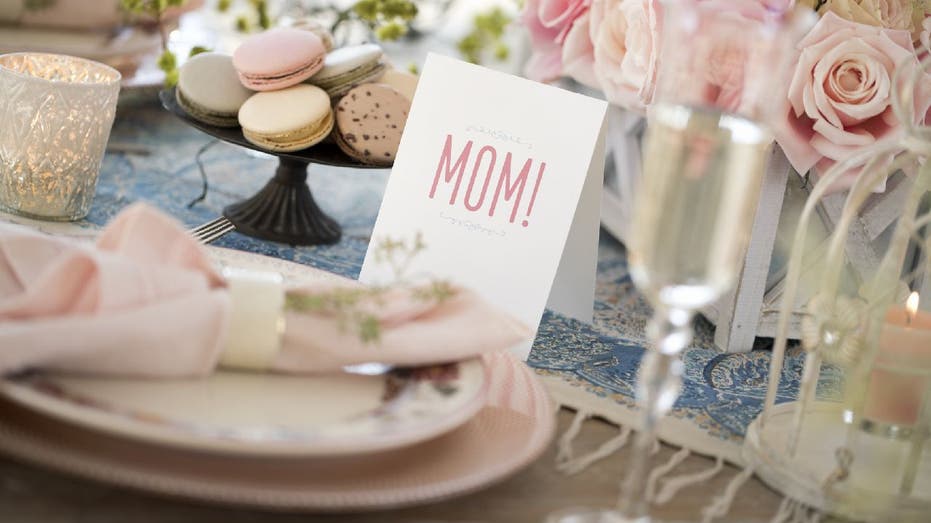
(220, 267, 286, 371)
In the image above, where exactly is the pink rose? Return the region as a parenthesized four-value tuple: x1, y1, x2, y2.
(522, 0, 592, 82)
(588, 0, 662, 112)
(774, 12, 930, 190)
(875, 0, 915, 32)
(678, 1, 779, 115)
(561, 12, 599, 88)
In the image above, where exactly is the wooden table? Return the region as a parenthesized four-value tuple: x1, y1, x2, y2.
(0, 409, 810, 523)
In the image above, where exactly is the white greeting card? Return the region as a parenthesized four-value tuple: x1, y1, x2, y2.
(360, 53, 607, 359)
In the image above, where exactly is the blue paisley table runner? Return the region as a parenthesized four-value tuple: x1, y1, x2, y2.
(4, 96, 842, 462)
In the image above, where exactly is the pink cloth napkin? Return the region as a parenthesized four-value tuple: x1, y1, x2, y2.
(0, 204, 529, 378)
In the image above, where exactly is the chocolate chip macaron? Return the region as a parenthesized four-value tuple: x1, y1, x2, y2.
(238, 84, 334, 152)
(176, 52, 253, 127)
(334, 84, 410, 166)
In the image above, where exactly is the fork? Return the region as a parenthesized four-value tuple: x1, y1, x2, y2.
(189, 216, 236, 244)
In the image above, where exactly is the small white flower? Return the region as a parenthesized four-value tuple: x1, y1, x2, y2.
(800, 293, 868, 366)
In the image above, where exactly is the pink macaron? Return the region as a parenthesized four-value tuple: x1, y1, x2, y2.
(233, 28, 326, 91)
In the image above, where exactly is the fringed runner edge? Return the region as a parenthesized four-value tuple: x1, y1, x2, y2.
(541, 375, 825, 522)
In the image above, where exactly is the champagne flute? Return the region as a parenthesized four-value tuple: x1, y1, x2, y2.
(548, 2, 810, 522)
(621, 2, 810, 521)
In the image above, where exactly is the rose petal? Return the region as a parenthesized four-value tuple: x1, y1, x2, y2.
(522, 0, 562, 49)
(588, 0, 615, 43)
(773, 109, 823, 174)
(539, 0, 591, 44)
(524, 46, 564, 82)
(812, 118, 876, 147)
(812, 157, 863, 193)
(562, 12, 600, 88)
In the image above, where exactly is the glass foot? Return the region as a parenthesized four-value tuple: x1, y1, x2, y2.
(544, 508, 651, 523)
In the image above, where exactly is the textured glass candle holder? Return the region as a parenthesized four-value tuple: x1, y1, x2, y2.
(0, 53, 120, 221)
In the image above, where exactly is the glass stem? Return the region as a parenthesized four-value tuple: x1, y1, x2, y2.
(618, 305, 693, 521)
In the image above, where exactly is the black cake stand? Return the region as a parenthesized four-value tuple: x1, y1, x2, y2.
(160, 89, 382, 246)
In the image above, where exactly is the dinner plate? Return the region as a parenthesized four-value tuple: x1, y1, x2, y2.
(0, 248, 488, 457)
(0, 360, 487, 457)
(0, 353, 554, 511)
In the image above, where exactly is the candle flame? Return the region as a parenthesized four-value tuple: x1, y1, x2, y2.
(906, 291, 919, 324)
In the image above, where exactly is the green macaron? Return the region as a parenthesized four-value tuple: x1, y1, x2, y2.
(176, 52, 254, 128)
(307, 43, 386, 99)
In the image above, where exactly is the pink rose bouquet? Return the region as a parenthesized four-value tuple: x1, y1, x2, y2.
(522, 0, 931, 191)
(524, 0, 663, 111)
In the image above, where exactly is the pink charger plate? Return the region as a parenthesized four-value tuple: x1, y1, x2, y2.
(0, 352, 555, 511)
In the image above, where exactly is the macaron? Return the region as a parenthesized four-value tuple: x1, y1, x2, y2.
(376, 68, 418, 102)
(176, 52, 253, 127)
(233, 28, 326, 91)
(238, 84, 334, 152)
(286, 18, 334, 52)
(334, 84, 410, 166)
(308, 43, 386, 98)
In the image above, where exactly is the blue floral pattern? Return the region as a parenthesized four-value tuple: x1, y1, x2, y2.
(78, 98, 843, 444)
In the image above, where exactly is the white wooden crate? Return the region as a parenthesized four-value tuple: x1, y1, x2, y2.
(601, 108, 901, 353)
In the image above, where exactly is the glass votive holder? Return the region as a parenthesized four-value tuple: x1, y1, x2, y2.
(0, 53, 120, 221)
(861, 297, 931, 436)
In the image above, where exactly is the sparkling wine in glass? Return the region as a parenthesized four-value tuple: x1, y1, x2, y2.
(619, 104, 771, 519)
(548, 2, 811, 522)
(629, 104, 771, 312)
(617, 3, 811, 521)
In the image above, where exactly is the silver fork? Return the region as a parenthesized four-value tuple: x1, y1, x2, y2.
(189, 216, 236, 244)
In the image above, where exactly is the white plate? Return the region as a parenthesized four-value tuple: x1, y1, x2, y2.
(0, 248, 488, 457)
(0, 353, 554, 511)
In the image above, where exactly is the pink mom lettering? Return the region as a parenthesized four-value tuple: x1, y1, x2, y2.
(428, 134, 545, 228)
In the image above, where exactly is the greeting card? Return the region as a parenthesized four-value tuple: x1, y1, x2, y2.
(360, 54, 607, 359)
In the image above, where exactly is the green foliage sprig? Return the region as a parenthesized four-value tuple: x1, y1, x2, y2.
(220, 0, 417, 43)
(285, 234, 455, 344)
(352, 0, 418, 40)
(458, 7, 512, 64)
(286, 286, 387, 343)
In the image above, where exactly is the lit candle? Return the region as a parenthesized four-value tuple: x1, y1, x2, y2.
(864, 292, 931, 427)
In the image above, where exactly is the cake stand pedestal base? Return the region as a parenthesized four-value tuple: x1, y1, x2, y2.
(223, 157, 341, 246)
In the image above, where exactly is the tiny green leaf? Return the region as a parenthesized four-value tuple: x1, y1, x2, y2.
(235, 14, 251, 32)
(353, 0, 379, 21)
(156, 49, 177, 72)
(494, 42, 509, 61)
(359, 315, 381, 343)
(163, 68, 179, 87)
(375, 21, 407, 41)
(188, 45, 211, 57)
